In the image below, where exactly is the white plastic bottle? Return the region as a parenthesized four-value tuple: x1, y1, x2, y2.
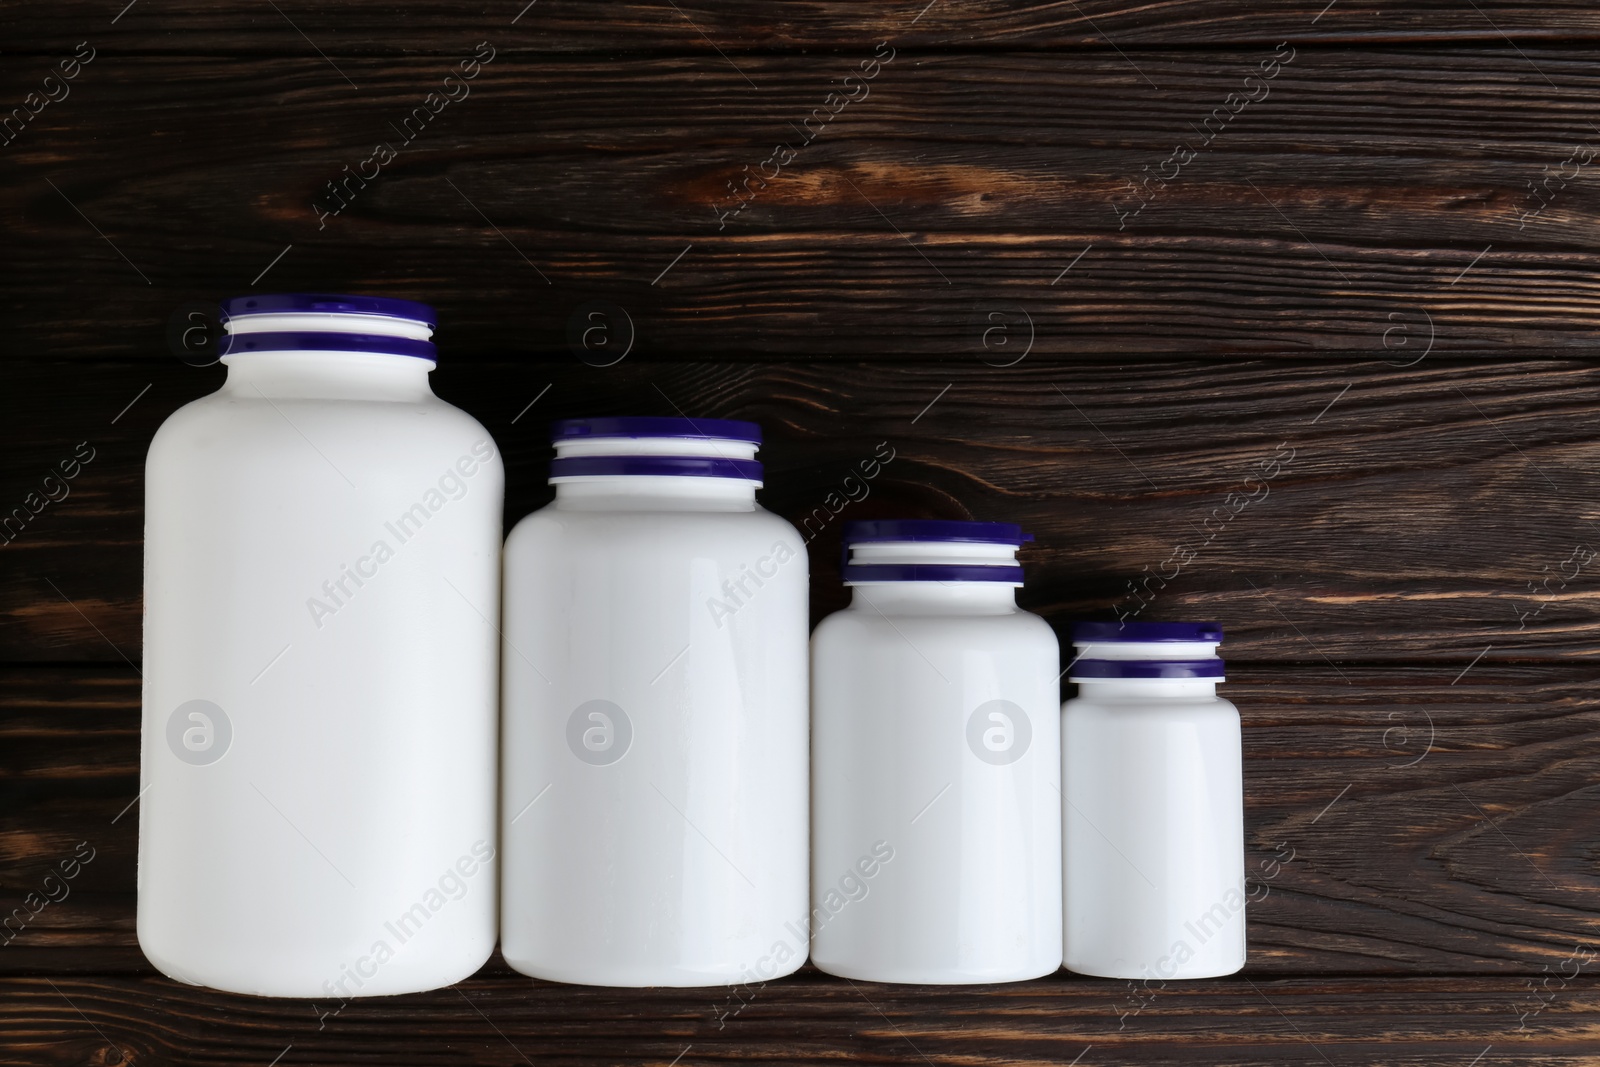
(501, 417, 809, 987)
(811, 520, 1062, 983)
(139, 294, 503, 997)
(1062, 622, 1245, 980)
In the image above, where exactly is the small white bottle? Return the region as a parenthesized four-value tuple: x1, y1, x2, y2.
(811, 521, 1062, 983)
(501, 418, 809, 987)
(1062, 622, 1245, 980)
(139, 295, 503, 997)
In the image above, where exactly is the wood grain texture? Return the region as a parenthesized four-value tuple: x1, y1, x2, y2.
(4, 51, 1600, 358)
(9, 0, 1600, 54)
(6, 358, 1600, 663)
(6, 2, 1600, 1053)
(5, 653, 1598, 977)
(2, 971, 1596, 1066)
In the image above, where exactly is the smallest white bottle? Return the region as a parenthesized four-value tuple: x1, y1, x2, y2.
(1062, 622, 1245, 980)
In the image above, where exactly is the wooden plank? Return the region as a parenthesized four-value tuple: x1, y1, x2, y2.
(5, 358, 1600, 663)
(4, 663, 1597, 976)
(2, 971, 1596, 1065)
(4, 51, 1600, 358)
(7, 1, 1600, 54)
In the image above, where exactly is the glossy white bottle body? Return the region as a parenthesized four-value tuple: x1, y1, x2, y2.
(501, 444, 810, 986)
(812, 573, 1062, 983)
(139, 311, 502, 997)
(1063, 674, 1245, 980)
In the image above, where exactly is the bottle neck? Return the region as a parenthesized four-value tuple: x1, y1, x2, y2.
(552, 477, 758, 511)
(849, 582, 1018, 615)
(1074, 679, 1220, 702)
(220, 350, 436, 401)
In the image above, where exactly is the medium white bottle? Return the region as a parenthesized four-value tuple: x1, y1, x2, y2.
(139, 294, 503, 997)
(1062, 622, 1245, 980)
(811, 520, 1062, 983)
(501, 418, 809, 987)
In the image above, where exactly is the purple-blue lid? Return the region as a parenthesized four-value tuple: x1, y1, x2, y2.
(1074, 621, 1223, 643)
(843, 563, 1025, 584)
(1070, 659, 1226, 680)
(552, 417, 762, 444)
(841, 520, 1030, 584)
(843, 520, 1033, 546)
(548, 455, 762, 481)
(222, 293, 436, 326)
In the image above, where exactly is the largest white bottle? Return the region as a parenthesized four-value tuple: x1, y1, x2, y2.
(501, 417, 809, 986)
(139, 294, 502, 997)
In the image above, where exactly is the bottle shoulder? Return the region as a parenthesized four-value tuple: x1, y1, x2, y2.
(813, 599, 1058, 646)
(146, 391, 240, 466)
(506, 500, 806, 556)
(148, 388, 500, 468)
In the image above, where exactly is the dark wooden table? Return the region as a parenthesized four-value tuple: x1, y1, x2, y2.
(5, 2, 1600, 1063)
